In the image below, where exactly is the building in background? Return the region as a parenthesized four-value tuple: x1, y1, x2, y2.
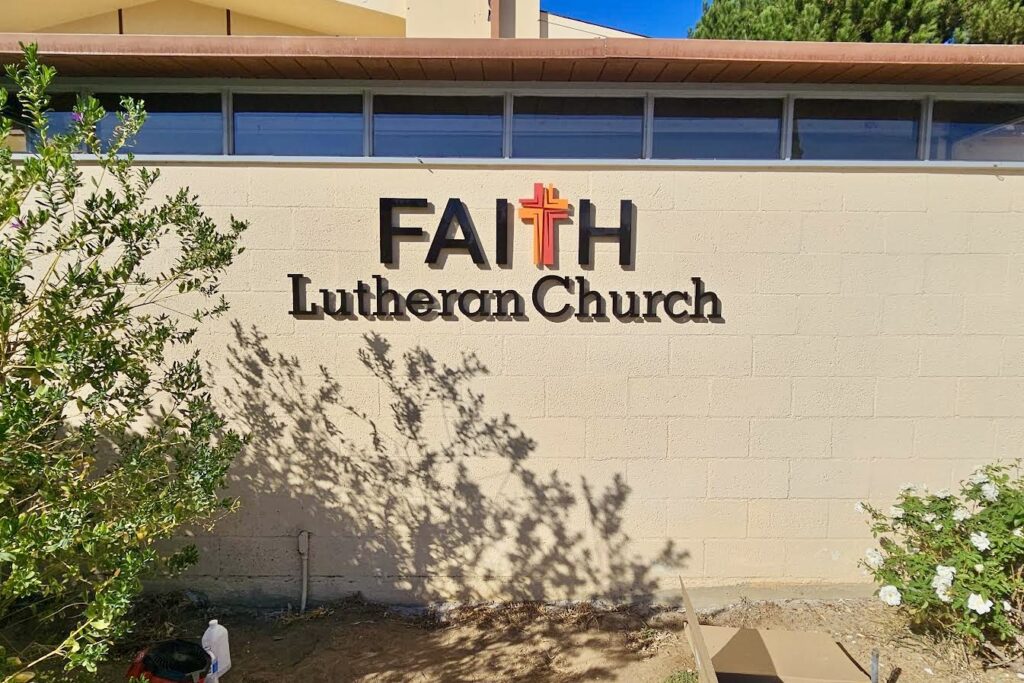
(3, 9, 1024, 604)
(0, 0, 642, 39)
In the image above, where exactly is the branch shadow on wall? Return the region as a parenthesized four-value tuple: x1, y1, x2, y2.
(215, 321, 688, 607)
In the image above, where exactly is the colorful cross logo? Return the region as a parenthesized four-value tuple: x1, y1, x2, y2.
(518, 183, 570, 267)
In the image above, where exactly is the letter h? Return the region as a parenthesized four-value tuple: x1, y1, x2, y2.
(578, 199, 633, 267)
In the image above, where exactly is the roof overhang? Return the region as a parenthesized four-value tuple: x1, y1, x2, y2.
(2, 33, 1024, 86)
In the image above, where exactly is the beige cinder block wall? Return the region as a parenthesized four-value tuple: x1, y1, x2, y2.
(149, 164, 1024, 605)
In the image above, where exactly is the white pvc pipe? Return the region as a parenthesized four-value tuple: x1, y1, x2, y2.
(298, 530, 310, 613)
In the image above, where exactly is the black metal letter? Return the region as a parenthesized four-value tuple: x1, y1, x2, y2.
(495, 198, 511, 267)
(288, 273, 319, 315)
(380, 197, 428, 264)
(578, 199, 634, 267)
(426, 198, 486, 265)
(691, 277, 722, 320)
(532, 275, 573, 319)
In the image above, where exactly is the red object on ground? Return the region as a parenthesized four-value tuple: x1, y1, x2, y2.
(125, 640, 211, 683)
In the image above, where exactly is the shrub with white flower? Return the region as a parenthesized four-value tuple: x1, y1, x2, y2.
(860, 462, 1024, 659)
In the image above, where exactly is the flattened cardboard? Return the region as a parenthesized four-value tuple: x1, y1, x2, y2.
(678, 579, 867, 683)
(701, 626, 868, 683)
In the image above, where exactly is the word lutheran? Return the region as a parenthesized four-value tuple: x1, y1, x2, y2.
(288, 187, 723, 324)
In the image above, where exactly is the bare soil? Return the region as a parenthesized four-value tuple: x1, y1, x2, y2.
(97, 594, 1024, 682)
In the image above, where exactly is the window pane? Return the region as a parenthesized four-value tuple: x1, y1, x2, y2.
(653, 98, 782, 159)
(512, 96, 643, 159)
(3, 93, 78, 152)
(373, 95, 502, 157)
(99, 93, 222, 154)
(792, 99, 920, 161)
(234, 94, 363, 156)
(931, 100, 1024, 161)
(37, 93, 223, 154)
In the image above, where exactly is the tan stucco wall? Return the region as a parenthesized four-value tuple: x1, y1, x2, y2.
(147, 164, 1024, 605)
(122, 0, 226, 35)
(405, 0, 490, 38)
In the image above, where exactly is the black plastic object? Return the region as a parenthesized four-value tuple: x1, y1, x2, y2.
(142, 640, 211, 682)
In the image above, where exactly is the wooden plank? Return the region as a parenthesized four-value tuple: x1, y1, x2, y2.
(298, 57, 340, 79)
(511, 59, 543, 81)
(452, 56, 484, 80)
(627, 59, 670, 82)
(357, 57, 398, 80)
(481, 58, 513, 81)
(324, 57, 370, 79)
(598, 58, 637, 81)
(419, 58, 456, 80)
(568, 59, 604, 81)
(862, 63, 916, 84)
(741, 60, 796, 83)
(710, 60, 760, 83)
(685, 61, 730, 83)
(388, 58, 426, 80)
(967, 65, 1022, 85)
(656, 60, 700, 82)
(540, 58, 573, 81)
(824, 62, 883, 84)
(772, 62, 821, 82)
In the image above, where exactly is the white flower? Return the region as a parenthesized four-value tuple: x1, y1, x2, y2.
(923, 513, 937, 523)
(969, 471, 990, 485)
(865, 548, 884, 569)
(934, 489, 952, 499)
(933, 523, 944, 531)
(854, 501, 865, 513)
(971, 531, 992, 552)
(1016, 527, 1024, 538)
(953, 507, 971, 522)
(1004, 600, 1014, 612)
(900, 482, 916, 493)
(889, 506, 905, 519)
(968, 593, 993, 615)
(981, 482, 999, 502)
(975, 563, 985, 573)
(879, 585, 902, 607)
(932, 565, 956, 603)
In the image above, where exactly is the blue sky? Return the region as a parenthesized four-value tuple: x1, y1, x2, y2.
(542, 0, 705, 38)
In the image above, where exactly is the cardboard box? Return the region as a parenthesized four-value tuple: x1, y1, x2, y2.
(679, 579, 869, 683)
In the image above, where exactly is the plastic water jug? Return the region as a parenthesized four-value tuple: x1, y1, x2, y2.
(202, 619, 231, 678)
(204, 649, 219, 682)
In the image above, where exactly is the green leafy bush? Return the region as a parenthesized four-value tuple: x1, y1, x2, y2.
(0, 45, 245, 679)
(861, 462, 1024, 657)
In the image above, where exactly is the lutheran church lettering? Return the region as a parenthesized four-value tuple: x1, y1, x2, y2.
(287, 188, 722, 323)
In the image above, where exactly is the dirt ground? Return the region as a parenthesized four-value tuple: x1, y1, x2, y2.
(97, 594, 1024, 682)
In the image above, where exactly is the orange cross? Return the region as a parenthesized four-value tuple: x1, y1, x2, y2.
(518, 183, 569, 267)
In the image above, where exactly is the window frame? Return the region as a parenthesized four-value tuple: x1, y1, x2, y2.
(7, 79, 1024, 165)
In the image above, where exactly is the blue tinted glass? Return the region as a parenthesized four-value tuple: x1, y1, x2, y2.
(34, 93, 222, 154)
(234, 94, 363, 156)
(930, 101, 1024, 161)
(14, 93, 79, 151)
(793, 99, 920, 160)
(106, 93, 221, 154)
(373, 95, 502, 157)
(653, 98, 782, 159)
(512, 97, 643, 159)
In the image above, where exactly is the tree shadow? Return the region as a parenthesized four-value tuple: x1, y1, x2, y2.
(211, 322, 689, 606)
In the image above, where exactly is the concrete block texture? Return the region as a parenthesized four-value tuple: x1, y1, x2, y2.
(148, 165, 1024, 603)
